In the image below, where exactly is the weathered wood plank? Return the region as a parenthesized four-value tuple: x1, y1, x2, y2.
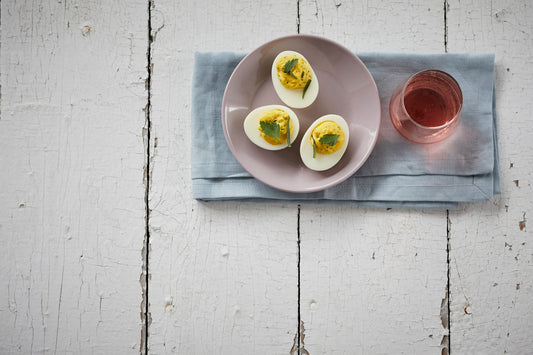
(147, 1, 299, 353)
(447, 1, 533, 353)
(298, 1, 449, 353)
(0, 1, 148, 353)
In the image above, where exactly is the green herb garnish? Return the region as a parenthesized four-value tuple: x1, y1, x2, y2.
(284, 58, 298, 74)
(286, 117, 291, 147)
(302, 79, 311, 99)
(284, 58, 299, 79)
(319, 134, 340, 147)
(260, 120, 280, 140)
(312, 137, 317, 158)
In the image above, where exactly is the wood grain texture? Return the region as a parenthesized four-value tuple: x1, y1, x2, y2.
(298, 1, 450, 353)
(4, 0, 532, 353)
(300, 208, 448, 354)
(300, 0, 447, 53)
(147, 1, 299, 353)
(446, 1, 533, 353)
(0, 1, 148, 353)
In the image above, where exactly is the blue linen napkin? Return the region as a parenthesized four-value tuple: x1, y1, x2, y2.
(191, 51, 499, 209)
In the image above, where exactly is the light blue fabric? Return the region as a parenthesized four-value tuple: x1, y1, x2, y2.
(191, 52, 499, 209)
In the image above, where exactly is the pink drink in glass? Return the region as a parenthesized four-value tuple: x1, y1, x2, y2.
(389, 70, 463, 144)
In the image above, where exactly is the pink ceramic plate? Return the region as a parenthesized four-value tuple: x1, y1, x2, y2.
(221, 34, 381, 193)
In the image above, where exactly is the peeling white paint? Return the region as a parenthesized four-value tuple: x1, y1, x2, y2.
(2, 0, 533, 354)
(0, 0, 148, 353)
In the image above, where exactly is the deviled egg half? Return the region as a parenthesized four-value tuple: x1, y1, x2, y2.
(300, 114, 349, 171)
(243, 105, 300, 150)
(271, 50, 319, 109)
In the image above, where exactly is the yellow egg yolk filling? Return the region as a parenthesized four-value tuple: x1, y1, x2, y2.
(311, 120, 345, 154)
(276, 55, 312, 89)
(258, 109, 293, 145)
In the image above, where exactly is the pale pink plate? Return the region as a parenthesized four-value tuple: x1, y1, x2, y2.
(221, 34, 381, 193)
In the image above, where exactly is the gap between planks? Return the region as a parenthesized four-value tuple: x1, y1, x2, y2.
(141, 0, 154, 354)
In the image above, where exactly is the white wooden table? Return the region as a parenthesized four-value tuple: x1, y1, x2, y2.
(1, 1, 532, 354)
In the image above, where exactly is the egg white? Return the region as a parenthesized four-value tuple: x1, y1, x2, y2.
(300, 114, 350, 171)
(243, 105, 300, 151)
(271, 50, 319, 109)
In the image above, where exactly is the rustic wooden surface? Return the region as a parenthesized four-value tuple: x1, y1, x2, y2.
(447, 1, 533, 354)
(1, 1, 148, 353)
(1, 1, 532, 354)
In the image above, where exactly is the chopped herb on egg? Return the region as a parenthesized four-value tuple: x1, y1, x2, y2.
(319, 134, 340, 147)
(286, 116, 291, 147)
(260, 120, 281, 140)
(312, 137, 317, 158)
(284, 58, 298, 74)
(302, 79, 312, 99)
(283, 58, 299, 79)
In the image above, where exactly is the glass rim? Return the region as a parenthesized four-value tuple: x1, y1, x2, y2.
(400, 69, 463, 130)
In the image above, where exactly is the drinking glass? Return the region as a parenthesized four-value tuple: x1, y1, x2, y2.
(389, 70, 463, 144)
